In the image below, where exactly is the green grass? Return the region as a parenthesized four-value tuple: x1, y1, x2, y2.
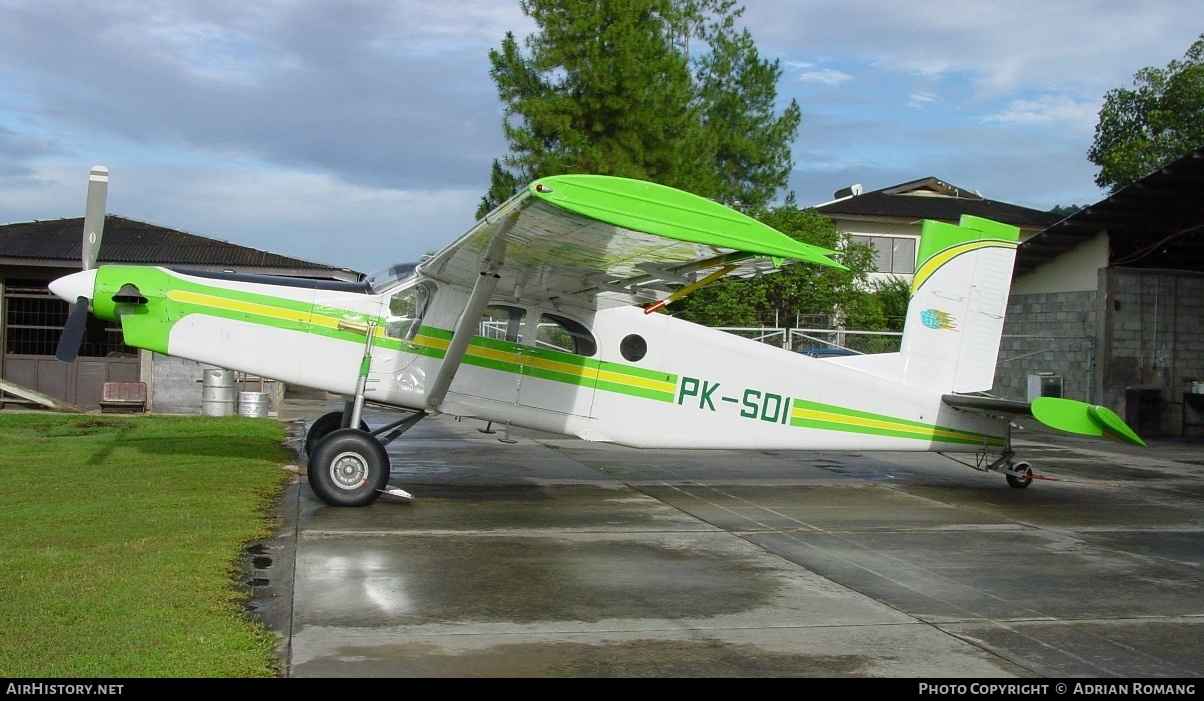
(0, 413, 295, 677)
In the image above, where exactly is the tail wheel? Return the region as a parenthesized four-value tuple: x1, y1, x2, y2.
(307, 428, 390, 507)
(305, 411, 370, 456)
(1006, 461, 1033, 489)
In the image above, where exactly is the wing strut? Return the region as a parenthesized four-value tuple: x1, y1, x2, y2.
(424, 214, 515, 414)
(642, 264, 738, 314)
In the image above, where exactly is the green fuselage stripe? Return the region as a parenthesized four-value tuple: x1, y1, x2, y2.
(443, 330, 677, 401)
(790, 398, 1001, 446)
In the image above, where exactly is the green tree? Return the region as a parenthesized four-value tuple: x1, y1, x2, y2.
(868, 275, 911, 332)
(672, 206, 881, 332)
(691, 6, 800, 207)
(478, 0, 799, 216)
(1089, 34, 1204, 192)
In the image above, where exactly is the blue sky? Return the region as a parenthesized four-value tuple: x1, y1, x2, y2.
(0, 0, 1199, 274)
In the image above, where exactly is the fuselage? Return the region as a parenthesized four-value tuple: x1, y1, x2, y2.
(60, 263, 1007, 453)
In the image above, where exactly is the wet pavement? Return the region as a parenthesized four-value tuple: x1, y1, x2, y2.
(252, 398, 1204, 678)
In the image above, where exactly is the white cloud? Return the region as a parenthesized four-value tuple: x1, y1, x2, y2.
(0, 160, 481, 273)
(0, 0, 1195, 272)
(745, 0, 1202, 97)
(796, 68, 853, 85)
(120, 165, 484, 273)
(984, 94, 1101, 135)
(906, 92, 937, 108)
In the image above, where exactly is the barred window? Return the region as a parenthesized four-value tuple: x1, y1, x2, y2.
(3, 278, 134, 357)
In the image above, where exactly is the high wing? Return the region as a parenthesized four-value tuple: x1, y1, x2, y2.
(419, 174, 845, 310)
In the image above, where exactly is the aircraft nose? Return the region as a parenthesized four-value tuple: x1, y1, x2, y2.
(49, 269, 98, 303)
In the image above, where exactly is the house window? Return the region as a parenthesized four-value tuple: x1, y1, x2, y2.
(3, 278, 133, 357)
(851, 236, 916, 274)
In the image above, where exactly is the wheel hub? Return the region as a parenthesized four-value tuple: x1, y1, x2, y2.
(329, 451, 369, 490)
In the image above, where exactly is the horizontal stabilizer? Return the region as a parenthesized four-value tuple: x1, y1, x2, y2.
(942, 394, 1146, 447)
(1031, 396, 1146, 447)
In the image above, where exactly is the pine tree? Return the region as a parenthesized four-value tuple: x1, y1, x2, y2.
(695, 20, 801, 208)
(477, 0, 799, 217)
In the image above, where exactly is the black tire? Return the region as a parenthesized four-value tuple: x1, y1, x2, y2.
(305, 411, 369, 456)
(1006, 461, 1033, 489)
(307, 429, 391, 507)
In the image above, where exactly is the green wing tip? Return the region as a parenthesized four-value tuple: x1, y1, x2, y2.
(792, 248, 847, 270)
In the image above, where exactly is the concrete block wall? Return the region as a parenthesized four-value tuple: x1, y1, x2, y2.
(1000, 269, 1204, 437)
(994, 290, 1097, 403)
(1100, 268, 1204, 436)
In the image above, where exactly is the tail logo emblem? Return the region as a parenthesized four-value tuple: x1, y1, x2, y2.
(921, 308, 957, 330)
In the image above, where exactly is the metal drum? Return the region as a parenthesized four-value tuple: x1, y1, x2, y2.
(238, 391, 270, 418)
(201, 368, 235, 417)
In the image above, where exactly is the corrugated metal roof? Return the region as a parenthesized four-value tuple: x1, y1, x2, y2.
(815, 176, 1062, 230)
(1014, 147, 1204, 276)
(0, 215, 360, 275)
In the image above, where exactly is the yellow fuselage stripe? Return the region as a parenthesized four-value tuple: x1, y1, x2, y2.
(791, 406, 977, 441)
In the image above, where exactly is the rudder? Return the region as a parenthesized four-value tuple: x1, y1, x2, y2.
(899, 215, 1019, 393)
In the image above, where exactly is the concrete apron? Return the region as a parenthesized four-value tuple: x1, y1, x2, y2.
(250, 400, 1204, 678)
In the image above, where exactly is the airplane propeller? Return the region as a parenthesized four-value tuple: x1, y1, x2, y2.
(53, 166, 108, 363)
(55, 296, 91, 362)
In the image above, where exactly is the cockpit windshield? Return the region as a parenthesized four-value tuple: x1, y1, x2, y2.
(364, 263, 419, 293)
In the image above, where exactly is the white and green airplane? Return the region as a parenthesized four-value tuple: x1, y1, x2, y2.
(51, 167, 1144, 507)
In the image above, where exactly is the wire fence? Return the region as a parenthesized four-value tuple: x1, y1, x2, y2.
(716, 327, 903, 354)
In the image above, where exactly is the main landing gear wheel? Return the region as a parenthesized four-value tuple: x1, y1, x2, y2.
(1006, 461, 1033, 489)
(307, 428, 391, 507)
(305, 410, 370, 457)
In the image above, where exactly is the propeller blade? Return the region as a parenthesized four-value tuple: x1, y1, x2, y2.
(81, 165, 108, 271)
(56, 296, 90, 363)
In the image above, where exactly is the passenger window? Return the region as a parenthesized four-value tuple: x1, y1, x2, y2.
(481, 305, 526, 343)
(385, 282, 434, 341)
(537, 313, 597, 357)
(620, 334, 647, 362)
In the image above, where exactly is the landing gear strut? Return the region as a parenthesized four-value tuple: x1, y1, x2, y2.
(946, 424, 1037, 489)
(985, 426, 1036, 489)
(303, 317, 429, 507)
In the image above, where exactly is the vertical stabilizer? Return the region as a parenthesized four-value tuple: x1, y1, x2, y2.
(899, 215, 1019, 393)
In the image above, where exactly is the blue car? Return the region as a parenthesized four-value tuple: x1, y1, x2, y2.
(796, 347, 859, 358)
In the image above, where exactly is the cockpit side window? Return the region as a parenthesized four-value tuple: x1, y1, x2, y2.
(365, 263, 419, 293)
(537, 313, 597, 357)
(480, 305, 526, 343)
(384, 281, 434, 341)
